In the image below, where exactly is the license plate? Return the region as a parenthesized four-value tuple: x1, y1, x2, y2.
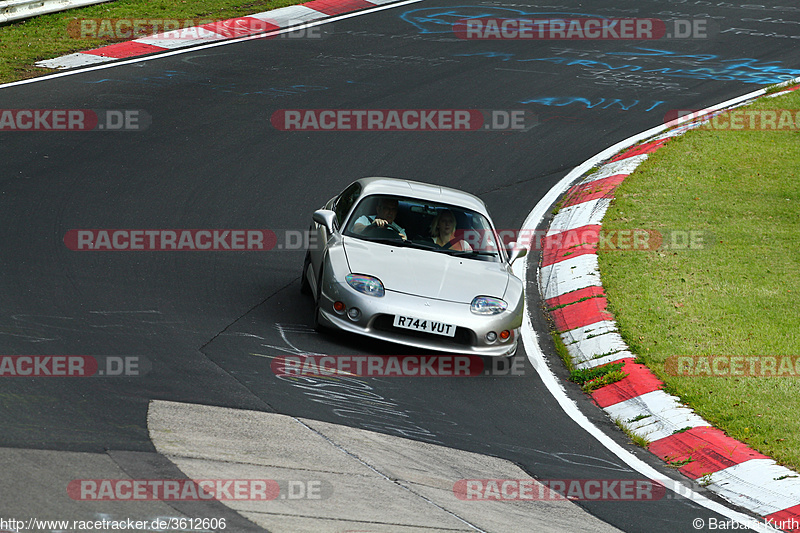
(393, 315, 456, 337)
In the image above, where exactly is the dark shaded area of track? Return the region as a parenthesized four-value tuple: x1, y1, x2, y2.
(1, 0, 799, 530)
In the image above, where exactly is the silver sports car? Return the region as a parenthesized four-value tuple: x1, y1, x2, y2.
(300, 177, 527, 357)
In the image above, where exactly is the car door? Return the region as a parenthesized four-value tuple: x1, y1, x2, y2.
(308, 182, 362, 293)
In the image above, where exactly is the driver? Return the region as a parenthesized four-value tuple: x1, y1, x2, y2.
(353, 197, 407, 240)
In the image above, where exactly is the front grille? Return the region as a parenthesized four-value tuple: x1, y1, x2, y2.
(373, 315, 475, 346)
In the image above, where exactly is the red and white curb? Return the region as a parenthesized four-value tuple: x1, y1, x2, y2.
(539, 83, 800, 530)
(36, 0, 400, 70)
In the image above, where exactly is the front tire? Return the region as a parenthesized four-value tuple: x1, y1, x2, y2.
(312, 264, 328, 333)
(300, 252, 312, 295)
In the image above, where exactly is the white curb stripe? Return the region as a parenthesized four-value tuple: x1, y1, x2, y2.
(36, 52, 115, 69)
(560, 320, 617, 344)
(650, 128, 691, 142)
(540, 254, 601, 301)
(574, 351, 635, 370)
(708, 459, 800, 516)
(603, 390, 709, 443)
(249, 5, 328, 24)
(565, 331, 630, 364)
(581, 155, 649, 184)
(135, 35, 224, 49)
(547, 198, 610, 236)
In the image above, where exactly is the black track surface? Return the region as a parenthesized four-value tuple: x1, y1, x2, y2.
(2, 0, 799, 530)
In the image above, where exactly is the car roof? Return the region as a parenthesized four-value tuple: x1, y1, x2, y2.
(353, 177, 490, 216)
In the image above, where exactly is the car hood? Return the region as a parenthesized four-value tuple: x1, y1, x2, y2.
(343, 238, 509, 303)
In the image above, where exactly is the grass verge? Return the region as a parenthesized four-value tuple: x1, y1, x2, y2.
(0, 0, 306, 84)
(569, 362, 627, 393)
(598, 88, 800, 470)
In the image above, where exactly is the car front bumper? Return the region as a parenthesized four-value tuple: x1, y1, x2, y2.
(318, 280, 521, 357)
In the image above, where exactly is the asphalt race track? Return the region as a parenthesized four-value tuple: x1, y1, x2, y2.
(2, 0, 799, 531)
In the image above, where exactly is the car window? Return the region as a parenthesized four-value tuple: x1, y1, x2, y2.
(343, 194, 501, 262)
(334, 182, 361, 228)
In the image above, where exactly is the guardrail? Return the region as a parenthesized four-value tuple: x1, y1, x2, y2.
(1, 0, 112, 24)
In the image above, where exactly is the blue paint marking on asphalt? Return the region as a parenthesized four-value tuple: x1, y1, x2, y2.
(400, 6, 602, 34)
(456, 49, 800, 84)
(520, 97, 667, 112)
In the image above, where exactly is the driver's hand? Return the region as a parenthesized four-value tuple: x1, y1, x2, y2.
(373, 218, 387, 227)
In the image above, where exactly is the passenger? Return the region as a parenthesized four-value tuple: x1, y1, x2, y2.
(430, 209, 472, 251)
(353, 197, 407, 240)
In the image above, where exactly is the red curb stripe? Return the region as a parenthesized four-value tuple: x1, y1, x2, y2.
(563, 174, 627, 207)
(302, 0, 375, 15)
(545, 285, 605, 310)
(199, 16, 279, 38)
(82, 41, 169, 58)
(610, 137, 670, 162)
(649, 427, 770, 479)
(540, 224, 601, 267)
(591, 358, 663, 408)
(551, 296, 613, 332)
(764, 506, 800, 532)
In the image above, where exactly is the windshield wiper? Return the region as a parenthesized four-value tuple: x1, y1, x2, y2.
(441, 249, 499, 258)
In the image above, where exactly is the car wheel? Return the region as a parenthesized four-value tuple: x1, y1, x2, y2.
(300, 252, 312, 295)
(313, 305, 325, 332)
(312, 264, 328, 333)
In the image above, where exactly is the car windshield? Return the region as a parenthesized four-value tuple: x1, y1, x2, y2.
(343, 195, 503, 262)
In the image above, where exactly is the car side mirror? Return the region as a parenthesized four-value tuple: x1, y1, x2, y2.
(507, 242, 528, 266)
(312, 209, 338, 233)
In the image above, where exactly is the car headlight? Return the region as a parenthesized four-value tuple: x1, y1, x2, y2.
(471, 296, 507, 315)
(346, 274, 385, 297)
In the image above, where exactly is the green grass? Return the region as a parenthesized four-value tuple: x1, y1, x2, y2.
(598, 88, 800, 470)
(613, 417, 651, 448)
(569, 362, 627, 392)
(0, 0, 306, 84)
(550, 330, 575, 373)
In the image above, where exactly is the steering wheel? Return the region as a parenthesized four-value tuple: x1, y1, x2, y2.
(361, 223, 402, 239)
